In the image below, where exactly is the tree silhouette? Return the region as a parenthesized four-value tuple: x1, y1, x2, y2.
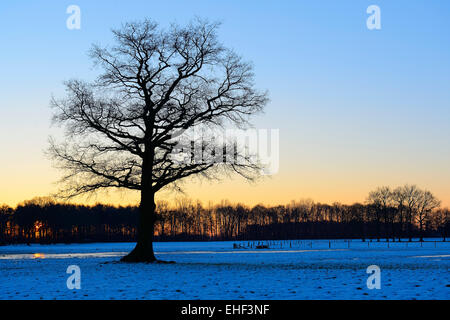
(391, 186, 407, 241)
(415, 190, 441, 242)
(402, 185, 422, 241)
(367, 186, 393, 241)
(431, 208, 449, 241)
(49, 19, 268, 262)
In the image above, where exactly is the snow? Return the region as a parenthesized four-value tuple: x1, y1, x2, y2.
(0, 240, 449, 300)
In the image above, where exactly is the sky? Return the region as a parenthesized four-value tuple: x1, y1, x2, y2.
(0, 0, 449, 208)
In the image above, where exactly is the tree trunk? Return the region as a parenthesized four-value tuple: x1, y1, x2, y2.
(121, 190, 157, 263)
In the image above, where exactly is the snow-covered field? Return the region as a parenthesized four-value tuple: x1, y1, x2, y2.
(0, 240, 449, 300)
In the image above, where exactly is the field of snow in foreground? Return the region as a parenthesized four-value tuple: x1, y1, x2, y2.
(0, 240, 449, 300)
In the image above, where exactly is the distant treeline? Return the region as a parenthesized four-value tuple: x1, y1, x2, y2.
(1, 185, 449, 244)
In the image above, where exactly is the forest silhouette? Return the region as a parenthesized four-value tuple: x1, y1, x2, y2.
(1, 185, 448, 245)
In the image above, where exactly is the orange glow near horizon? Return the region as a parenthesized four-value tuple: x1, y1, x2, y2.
(1, 162, 450, 209)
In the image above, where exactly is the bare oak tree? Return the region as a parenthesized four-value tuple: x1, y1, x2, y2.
(49, 19, 268, 262)
(401, 184, 422, 241)
(367, 186, 393, 241)
(415, 190, 440, 242)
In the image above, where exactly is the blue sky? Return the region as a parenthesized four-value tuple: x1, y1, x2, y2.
(0, 0, 449, 206)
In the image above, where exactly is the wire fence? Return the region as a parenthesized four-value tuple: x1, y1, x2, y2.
(232, 239, 449, 250)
